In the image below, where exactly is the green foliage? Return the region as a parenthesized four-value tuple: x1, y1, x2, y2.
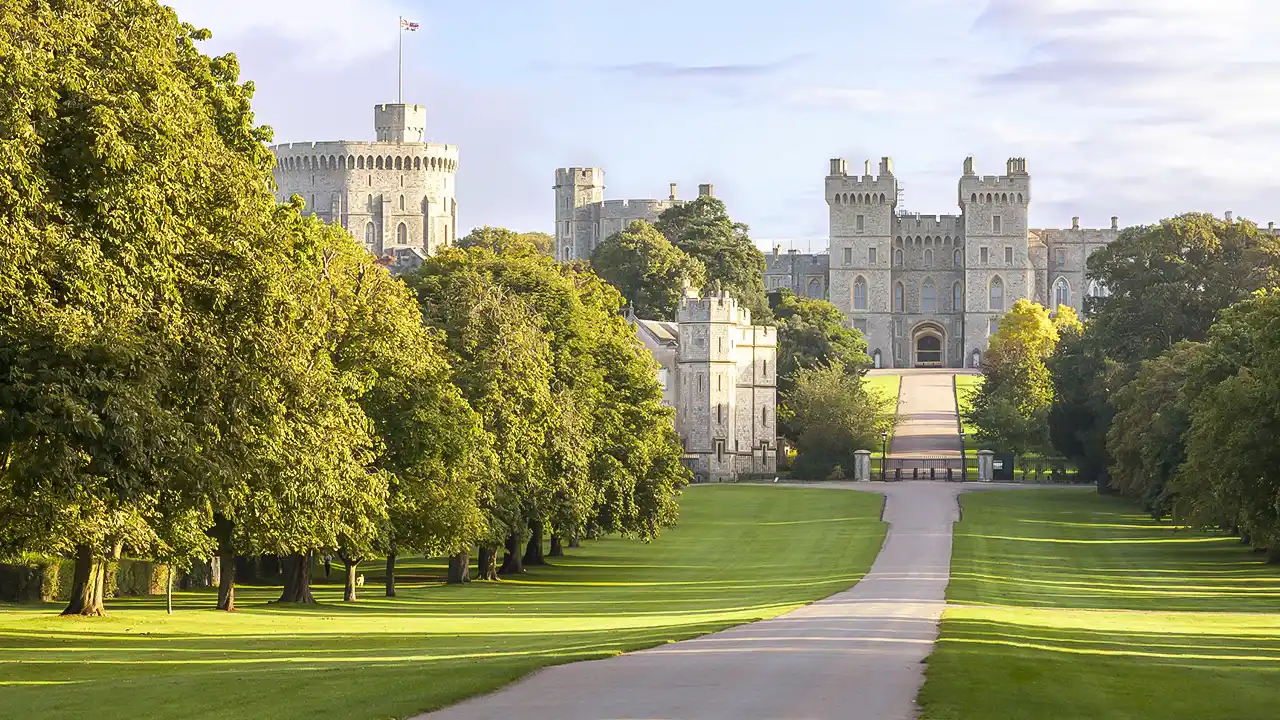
(654, 196, 771, 321)
(770, 289, 871, 395)
(591, 220, 706, 321)
(786, 361, 894, 478)
(965, 299, 1058, 456)
(456, 226, 553, 257)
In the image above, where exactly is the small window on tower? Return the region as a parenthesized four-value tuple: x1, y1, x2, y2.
(843, 247, 852, 265)
(1056, 249, 1065, 266)
(980, 247, 989, 264)
(868, 247, 877, 264)
(853, 319, 868, 334)
(856, 215, 865, 231)
(993, 215, 1002, 233)
(1005, 246, 1013, 264)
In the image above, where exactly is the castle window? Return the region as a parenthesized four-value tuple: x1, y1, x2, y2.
(922, 279, 936, 314)
(357, 156, 365, 170)
(953, 282, 963, 311)
(762, 406, 769, 425)
(868, 247, 877, 265)
(368, 176, 372, 186)
(853, 319, 868, 334)
(894, 249, 903, 266)
(989, 277, 1004, 311)
(397, 222, 407, 245)
(894, 282, 904, 313)
(971, 193, 977, 203)
(853, 277, 868, 310)
(1054, 277, 1071, 308)
(924, 249, 933, 266)
(980, 247, 989, 264)
(376, 157, 384, 170)
(1056, 249, 1065, 266)
(399, 195, 405, 211)
(807, 278, 821, 298)
(992, 215, 1002, 233)
(843, 247, 852, 266)
(365, 223, 375, 246)
(856, 215, 865, 231)
(717, 375, 722, 391)
(1005, 246, 1013, 264)
(1018, 193, 1023, 203)
(698, 373, 703, 392)
(953, 248, 962, 266)
(989, 318, 999, 336)
(717, 404, 723, 424)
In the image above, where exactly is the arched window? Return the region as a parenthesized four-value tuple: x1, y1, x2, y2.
(989, 276, 1004, 311)
(399, 195, 405, 211)
(762, 406, 769, 424)
(953, 248, 962, 266)
(376, 157, 384, 170)
(364, 223, 375, 246)
(807, 278, 822, 298)
(924, 249, 933, 266)
(922, 279, 936, 314)
(357, 156, 365, 170)
(1054, 277, 1070, 308)
(894, 282, 905, 313)
(396, 223, 407, 245)
(953, 282, 963, 311)
(853, 277, 868, 310)
(971, 193, 977, 203)
(894, 249, 904, 266)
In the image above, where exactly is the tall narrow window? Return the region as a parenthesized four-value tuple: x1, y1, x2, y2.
(399, 195, 405, 211)
(762, 406, 768, 424)
(992, 215, 1002, 233)
(953, 282, 963, 311)
(853, 277, 868, 310)
(895, 249, 903, 266)
(954, 248, 962, 266)
(843, 247, 852, 265)
(717, 375, 722, 391)
(396, 223, 407, 245)
(856, 215, 865, 231)
(868, 247, 877, 264)
(365, 223, 375, 246)
(922, 279, 936, 313)
(1005, 246, 1014, 264)
(980, 247, 989, 264)
(924, 249, 933, 266)
(894, 282, 905, 312)
(989, 277, 1004, 311)
(1054, 277, 1070, 308)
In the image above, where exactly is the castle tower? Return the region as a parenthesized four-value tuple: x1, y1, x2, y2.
(827, 157, 898, 367)
(957, 157, 1032, 366)
(268, 103, 458, 263)
(553, 168, 605, 262)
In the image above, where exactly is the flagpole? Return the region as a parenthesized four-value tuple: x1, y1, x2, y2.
(397, 16, 403, 104)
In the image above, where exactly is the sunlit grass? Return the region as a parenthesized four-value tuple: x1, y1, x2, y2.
(919, 489, 1280, 719)
(0, 485, 886, 720)
(864, 373, 901, 414)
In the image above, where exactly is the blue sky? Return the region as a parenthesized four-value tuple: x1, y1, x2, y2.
(168, 0, 1280, 249)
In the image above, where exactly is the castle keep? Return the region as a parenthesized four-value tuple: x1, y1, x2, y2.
(270, 103, 459, 269)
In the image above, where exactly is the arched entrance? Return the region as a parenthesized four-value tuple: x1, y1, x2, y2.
(912, 323, 945, 368)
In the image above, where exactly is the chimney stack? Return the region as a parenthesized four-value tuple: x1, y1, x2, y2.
(829, 158, 847, 176)
(669, 183, 677, 201)
(1225, 210, 1234, 222)
(1072, 216, 1080, 230)
(1111, 216, 1118, 230)
(698, 183, 714, 197)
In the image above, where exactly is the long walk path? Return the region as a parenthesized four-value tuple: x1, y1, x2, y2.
(880, 369, 969, 457)
(420, 370, 989, 720)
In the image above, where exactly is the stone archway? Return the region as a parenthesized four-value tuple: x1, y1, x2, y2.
(912, 323, 945, 368)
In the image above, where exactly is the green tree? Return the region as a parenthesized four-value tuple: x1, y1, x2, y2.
(786, 362, 894, 479)
(770, 289, 871, 394)
(655, 196, 771, 321)
(591, 220, 706, 321)
(965, 300, 1058, 458)
(457, 226, 553, 256)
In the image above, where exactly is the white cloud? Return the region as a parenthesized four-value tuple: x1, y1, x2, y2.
(163, 0, 421, 66)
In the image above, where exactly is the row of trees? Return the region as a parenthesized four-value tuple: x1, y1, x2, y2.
(965, 212, 1280, 558)
(0, 1, 686, 615)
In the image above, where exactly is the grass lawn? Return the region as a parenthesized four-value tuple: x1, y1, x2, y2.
(865, 373, 902, 414)
(0, 485, 886, 720)
(919, 489, 1280, 720)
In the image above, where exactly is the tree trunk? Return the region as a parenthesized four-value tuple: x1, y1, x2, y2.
(549, 534, 564, 557)
(1267, 545, 1280, 565)
(62, 544, 107, 616)
(343, 558, 359, 602)
(384, 552, 397, 597)
(277, 552, 316, 604)
(216, 551, 236, 611)
(499, 533, 524, 575)
(447, 550, 471, 584)
(476, 545, 499, 581)
(166, 566, 173, 615)
(523, 524, 546, 566)
(568, 533, 581, 549)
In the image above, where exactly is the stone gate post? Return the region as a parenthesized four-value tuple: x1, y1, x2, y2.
(853, 450, 872, 482)
(977, 450, 994, 482)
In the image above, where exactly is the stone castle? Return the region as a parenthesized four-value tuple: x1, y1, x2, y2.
(270, 103, 459, 271)
(633, 287, 777, 483)
(558, 157, 1123, 369)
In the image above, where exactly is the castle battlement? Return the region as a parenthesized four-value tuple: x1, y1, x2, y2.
(555, 167, 604, 185)
(270, 141, 458, 155)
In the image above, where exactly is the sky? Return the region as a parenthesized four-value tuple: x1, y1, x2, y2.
(166, 0, 1280, 250)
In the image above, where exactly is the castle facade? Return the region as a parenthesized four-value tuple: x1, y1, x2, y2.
(633, 288, 777, 483)
(270, 104, 459, 270)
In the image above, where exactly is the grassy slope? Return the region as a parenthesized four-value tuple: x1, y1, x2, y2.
(864, 374, 901, 473)
(919, 489, 1280, 720)
(0, 486, 886, 720)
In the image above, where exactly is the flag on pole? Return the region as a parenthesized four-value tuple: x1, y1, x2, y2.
(401, 19, 420, 31)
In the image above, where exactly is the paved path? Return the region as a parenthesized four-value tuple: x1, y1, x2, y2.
(886, 369, 968, 457)
(419, 370, 1002, 720)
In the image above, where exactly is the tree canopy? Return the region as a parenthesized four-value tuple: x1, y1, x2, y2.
(591, 220, 706, 321)
(654, 196, 771, 321)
